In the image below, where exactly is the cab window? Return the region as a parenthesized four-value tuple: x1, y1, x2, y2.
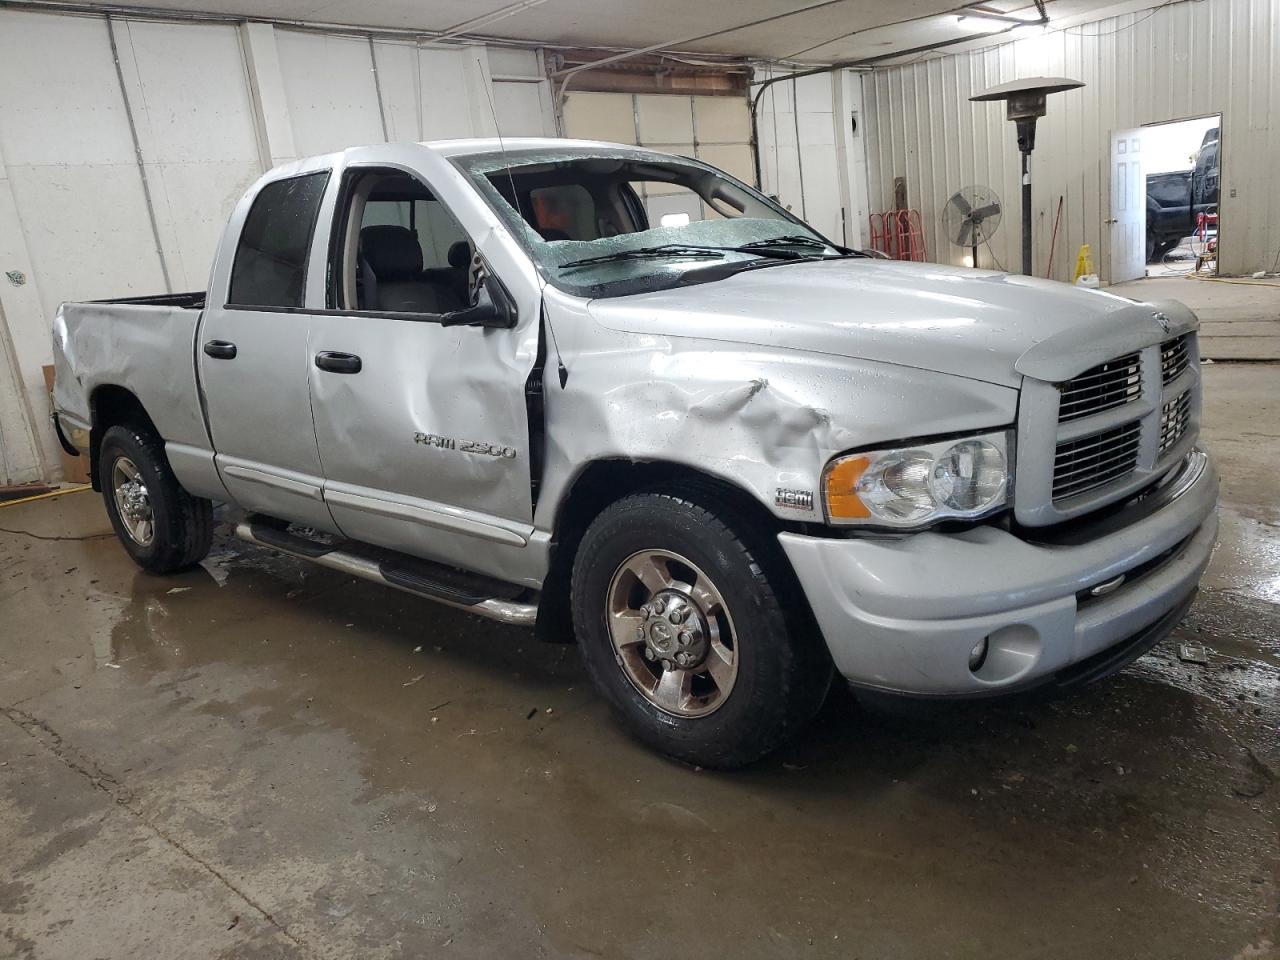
(228, 172, 329, 308)
(330, 169, 473, 315)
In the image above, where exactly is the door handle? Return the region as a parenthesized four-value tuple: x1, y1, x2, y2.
(315, 351, 362, 374)
(203, 339, 237, 359)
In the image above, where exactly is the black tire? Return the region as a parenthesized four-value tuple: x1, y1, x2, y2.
(98, 423, 214, 574)
(1145, 226, 1158, 263)
(571, 492, 832, 769)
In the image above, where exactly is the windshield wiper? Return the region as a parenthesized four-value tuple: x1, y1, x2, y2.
(559, 244, 727, 271)
(739, 235, 831, 250)
(559, 242, 813, 272)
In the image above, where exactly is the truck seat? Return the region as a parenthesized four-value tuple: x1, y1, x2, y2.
(359, 225, 462, 313)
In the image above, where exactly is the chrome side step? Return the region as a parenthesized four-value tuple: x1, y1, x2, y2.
(233, 519, 539, 627)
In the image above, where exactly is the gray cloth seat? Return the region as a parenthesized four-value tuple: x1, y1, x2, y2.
(359, 225, 462, 313)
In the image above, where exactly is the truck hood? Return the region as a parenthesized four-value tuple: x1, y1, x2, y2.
(587, 259, 1185, 388)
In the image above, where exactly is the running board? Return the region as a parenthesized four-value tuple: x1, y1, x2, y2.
(233, 519, 539, 627)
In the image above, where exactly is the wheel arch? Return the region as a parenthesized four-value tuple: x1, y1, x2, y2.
(536, 457, 799, 642)
(88, 385, 160, 492)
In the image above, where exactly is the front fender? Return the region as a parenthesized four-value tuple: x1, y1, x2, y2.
(534, 322, 1019, 529)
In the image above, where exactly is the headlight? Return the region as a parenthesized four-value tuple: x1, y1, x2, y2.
(823, 431, 1011, 528)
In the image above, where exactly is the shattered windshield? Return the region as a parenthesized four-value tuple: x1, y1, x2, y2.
(451, 147, 850, 298)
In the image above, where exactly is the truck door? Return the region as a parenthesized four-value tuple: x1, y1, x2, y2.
(306, 157, 542, 581)
(197, 168, 338, 531)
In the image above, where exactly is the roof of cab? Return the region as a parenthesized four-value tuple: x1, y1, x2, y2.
(421, 137, 657, 158)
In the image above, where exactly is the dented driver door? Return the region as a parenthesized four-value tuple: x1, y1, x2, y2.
(305, 148, 544, 586)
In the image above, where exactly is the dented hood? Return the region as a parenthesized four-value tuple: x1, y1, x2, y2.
(588, 259, 1181, 388)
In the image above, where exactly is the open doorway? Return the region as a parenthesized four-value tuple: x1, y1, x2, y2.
(1142, 115, 1221, 277)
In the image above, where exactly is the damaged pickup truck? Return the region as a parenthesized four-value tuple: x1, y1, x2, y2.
(52, 139, 1218, 767)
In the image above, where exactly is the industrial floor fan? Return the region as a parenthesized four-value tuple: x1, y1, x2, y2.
(943, 185, 1003, 269)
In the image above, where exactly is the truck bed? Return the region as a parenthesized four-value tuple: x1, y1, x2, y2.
(50, 296, 214, 469)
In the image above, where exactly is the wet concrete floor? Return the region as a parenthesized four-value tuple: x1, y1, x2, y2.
(2, 364, 1277, 959)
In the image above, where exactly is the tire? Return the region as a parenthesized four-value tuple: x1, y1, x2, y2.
(1145, 226, 1158, 263)
(98, 423, 214, 574)
(571, 491, 832, 768)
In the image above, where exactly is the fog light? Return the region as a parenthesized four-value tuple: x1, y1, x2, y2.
(969, 637, 989, 672)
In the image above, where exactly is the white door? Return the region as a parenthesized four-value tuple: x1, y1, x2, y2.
(1109, 128, 1145, 283)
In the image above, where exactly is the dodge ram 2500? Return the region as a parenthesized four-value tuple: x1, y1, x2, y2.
(52, 139, 1218, 767)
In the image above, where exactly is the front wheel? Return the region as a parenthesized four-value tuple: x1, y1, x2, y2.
(571, 492, 831, 768)
(99, 424, 213, 573)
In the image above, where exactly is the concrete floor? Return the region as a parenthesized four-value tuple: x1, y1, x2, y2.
(2, 364, 1278, 960)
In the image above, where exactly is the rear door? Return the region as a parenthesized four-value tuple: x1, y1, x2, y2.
(198, 168, 338, 530)
(306, 151, 542, 581)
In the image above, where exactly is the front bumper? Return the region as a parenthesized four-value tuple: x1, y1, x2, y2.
(779, 450, 1218, 696)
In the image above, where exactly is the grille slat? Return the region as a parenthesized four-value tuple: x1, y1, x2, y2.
(1053, 423, 1142, 460)
(1053, 444, 1144, 482)
(1160, 391, 1192, 454)
(1054, 463, 1143, 500)
(1056, 352, 1142, 423)
(1052, 421, 1143, 501)
(1161, 335, 1191, 384)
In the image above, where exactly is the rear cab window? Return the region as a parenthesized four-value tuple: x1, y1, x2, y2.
(227, 172, 329, 308)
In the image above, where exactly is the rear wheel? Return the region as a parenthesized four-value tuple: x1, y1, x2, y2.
(99, 424, 213, 573)
(571, 492, 831, 768)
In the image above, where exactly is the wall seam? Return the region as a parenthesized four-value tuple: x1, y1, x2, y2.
(104, 13, 172, 292)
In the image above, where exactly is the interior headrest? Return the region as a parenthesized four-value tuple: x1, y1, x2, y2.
(360, 225, 422, 279)
(447, 241, 472, 270)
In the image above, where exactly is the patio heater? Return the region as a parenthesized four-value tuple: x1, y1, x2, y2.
(971, 77, 1084, 275)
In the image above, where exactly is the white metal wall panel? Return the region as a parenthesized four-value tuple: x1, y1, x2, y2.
(275, 31, 386, 155)
(862, 0, 1280, 279)
(0, 307, 41, 486)
(0, 10, 561, 483)
(487, 48, 557, 138)
(113, 19, 263, 292)
(755, 68, 846, 244)
(418, 45, 499, 140)
(0, 11, 167, 316)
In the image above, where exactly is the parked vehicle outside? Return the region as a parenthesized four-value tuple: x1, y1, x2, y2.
(1146, 127, 1219, 261)
(52, 139, 1218, 767)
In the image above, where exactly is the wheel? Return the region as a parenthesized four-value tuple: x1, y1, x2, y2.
(1145, 226, 1158, 263)
(98, 424, 214, 573)
(571, 492, 832, 768)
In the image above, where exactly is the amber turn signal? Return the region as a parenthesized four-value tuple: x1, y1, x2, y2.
(824, 455, 872, 520)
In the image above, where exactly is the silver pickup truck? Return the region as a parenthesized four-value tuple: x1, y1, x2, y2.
(52, 139, 1218, 767)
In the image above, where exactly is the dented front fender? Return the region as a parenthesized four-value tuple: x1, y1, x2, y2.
(534, 288, 1019, 529)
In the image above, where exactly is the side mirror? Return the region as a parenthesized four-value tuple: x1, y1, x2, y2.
(438, 277, 515, 329)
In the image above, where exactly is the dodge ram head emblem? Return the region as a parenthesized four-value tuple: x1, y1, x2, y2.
(1152, 311, 1171, 333)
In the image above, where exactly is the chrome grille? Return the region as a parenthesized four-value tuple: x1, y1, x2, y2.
(1161, 335, 1191, 384)
(1052, 420, 1142, 501)
(1160, 391, 1192, 454)
(1057, 352, 1142, 423)
(1016, 332, 1202, 526)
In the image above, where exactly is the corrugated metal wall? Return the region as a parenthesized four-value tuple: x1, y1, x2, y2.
(862, 0, 1280, 280)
